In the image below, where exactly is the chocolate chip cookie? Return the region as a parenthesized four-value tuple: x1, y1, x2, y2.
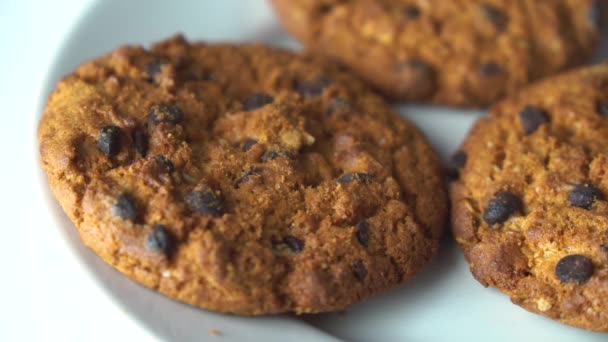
(451, 63, 608, 331)
(38, 35, 447, 314)
(271, 0, 604, 107)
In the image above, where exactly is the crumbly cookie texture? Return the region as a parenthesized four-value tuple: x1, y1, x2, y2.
(450, 63, 608, 331)
(38, 35, 447, 315)
(271, 0, 603, 107)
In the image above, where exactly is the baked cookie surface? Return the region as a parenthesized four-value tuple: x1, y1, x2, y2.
(451, 63, 608, 331)
(271, 0, 603, 107)
(38, 36, 447, 314)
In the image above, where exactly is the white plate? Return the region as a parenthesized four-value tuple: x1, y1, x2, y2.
(36, 1, 608, 341)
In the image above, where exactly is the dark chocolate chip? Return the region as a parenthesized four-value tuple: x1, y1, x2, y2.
(480, 4, 507, 29)
(132, 128, 148, 157)
(338, 172, 372, 184)
(238, 168, 261, 184)
(154, 155, 174, 173)
(184, 70, 217, 82)
(242, 139, 258, 152)
(97, 125, 122, 157)
(353, 260, 367, 282)
(399, 60, 433, 77)
(555, 254, 594, 284)
(589, 0, 601, 29)
(143, 58, 170, 81)
(148, 104, 184, 125)
(596, 101, 608, 116)
(146, 224, 172, 256)
(397, 60, 437, 97)
(447, 151, 467, 179)
(208, 72, 222, 82)
(261, 150, 294, 162)
(112, 193, 137, 221)
(482, 191, 522, 225)
(601, 245, 608, 253)
(319, 4, 333, 15)
(184, 73, 202, 82)
(568, 183, 603, 210)
(262, 150, 280, 162)
(327, 97, 351, 115)
(519, 106, 549, 134)
(478, 62, 502, 76)
(284, 236, 304, 253)
(294, 78, 331, 97)
(243, 93, 274, 111)
(403, 5, 421, 19)
(355, 220, 371, 247)
(186, 190, 224, 216)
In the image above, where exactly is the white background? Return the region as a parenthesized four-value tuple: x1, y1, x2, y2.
(1, 0, 156, 341)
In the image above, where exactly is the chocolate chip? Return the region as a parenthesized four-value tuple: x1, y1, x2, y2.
(261, 150, 294, 162)
(338, 172, 372, 184)
(154, 155, 174, 173)
(243, 93, 274, 111)
(97, 125, 121, 157)
(601, 245, 608, 253)
(555, 254, 594, 284)
(146, 224, 172, 256)
(112, 193, 137, 221)
(262, 150, 280, 162)
(132, 128, 148, 157)
(143, 58, 170, 81)
(327, 97, 351, 115)
(294, 78, 331, 97)
(568, 183, 603, 210)
(209, 72, 222, 82)
(186, 190, 224, 216)
(519, 106, 549, 134)
(319, 4, 333, 15)
(184, 70, 216, 82)
(589, 0, 601, 29)
(480, 4, 507, 29)
(355, 220, 370, 247)
(448, 151, 467, 179)
(397, 60, 437, 97)
(483, 191, 522, 225)
(596, 101, 608, 116)
(353, 260, 367, 282)
(284, 236, 304, 253)
(403, 5, 421, 19)
(242, 139, 258, 152)
(478, 62, 502, 76)
(148, 104, 184, 125)
(399, 60, 433, 78)
(238, 168, 261, 184)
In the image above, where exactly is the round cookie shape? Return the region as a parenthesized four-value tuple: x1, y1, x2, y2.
(450, 63, 608, 331)
(271, 0, 603, 107)
(38, 35, 447, 315)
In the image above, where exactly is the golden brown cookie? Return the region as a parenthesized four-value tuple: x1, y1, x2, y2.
(38, 35, 447, 315)
(271, 0, 603, 107)
(450, 63, 608, 331)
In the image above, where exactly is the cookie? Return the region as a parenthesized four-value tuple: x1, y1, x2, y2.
(271, 0, 604, 107)
(38, 35, 447, 315)
(450, 63, 608, 331)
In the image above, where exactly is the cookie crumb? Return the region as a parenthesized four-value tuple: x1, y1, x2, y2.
(209, 329, 221, 336)
(536, 298, 552, 312)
